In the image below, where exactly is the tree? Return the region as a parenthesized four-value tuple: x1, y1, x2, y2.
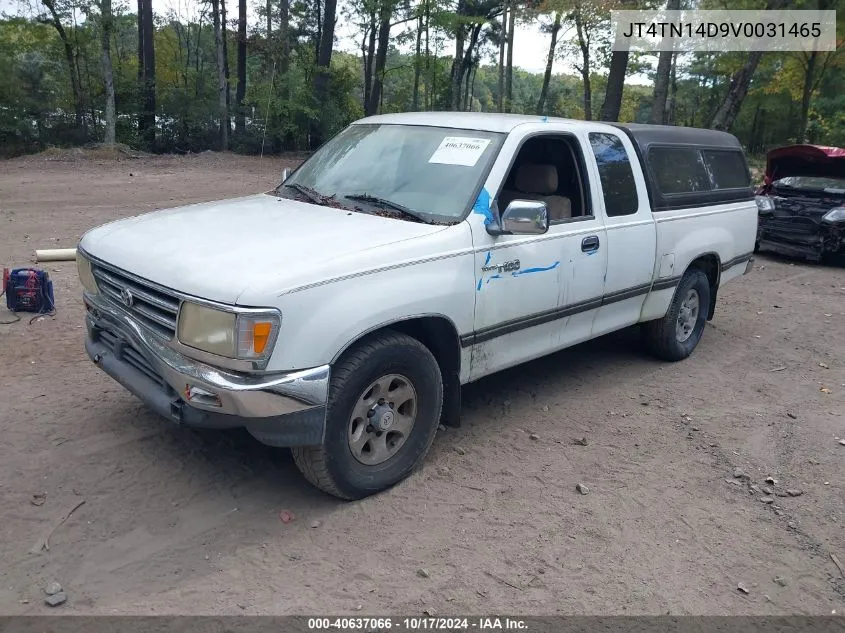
(648, 0, 679, 124)
(448, 0, 467, 110)
(312, 0, 339, 145)
(599, 50, 628, 121)
(99, 0, 116, 144)
(235, 0, 246, 135)
(555, 0, 608, 121)
(367, 0, 397, 115)
(265, 0, 272, 62)
(536, 11, 561, 114)
(211, 0, 228, 149)
(709, 52, 764, 131)
(443, 0, 501, 112)
(497, 4, 506, 111)
(598, 0, 640, 122)
(345, 0, 378, 110)
(137, 0, 155, 149)
(572, 0, 593, 120)
(453, 18, 484, 110)
(504, 1, 514, 111)
(412, 7, 423, 110)
(709, 0, 792, 131)
(4, 0, 845, 158)
(794, 47, 844, 142)
(40, 0, 84, 134)
(221, 0, 230, 114)
(280, 0, 290, 73)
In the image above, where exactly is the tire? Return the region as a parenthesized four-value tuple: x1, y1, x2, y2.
(642, 268, 711, 362)
(292, 330, 443, 500)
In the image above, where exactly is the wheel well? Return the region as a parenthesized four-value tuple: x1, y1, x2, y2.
(340, 317, 463, 428)
(687, 254, 720, 320)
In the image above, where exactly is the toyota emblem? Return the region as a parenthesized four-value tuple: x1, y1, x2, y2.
(120, 287, 134, 308)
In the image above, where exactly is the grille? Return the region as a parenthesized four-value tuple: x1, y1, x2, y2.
(92, 264, 180, 339)
(97, 328, 165, 387)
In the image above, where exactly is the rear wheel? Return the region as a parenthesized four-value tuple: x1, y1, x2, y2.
(643, 268, 711, 362)
(292, 330, 443, 500)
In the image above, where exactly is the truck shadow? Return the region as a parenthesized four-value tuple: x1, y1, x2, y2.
(169, 324, 657, 504)
(461, 325, 654, 409)
(755, 249, 845, 268)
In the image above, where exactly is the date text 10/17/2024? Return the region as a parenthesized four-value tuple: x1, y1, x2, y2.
(307, 617, 529, 630)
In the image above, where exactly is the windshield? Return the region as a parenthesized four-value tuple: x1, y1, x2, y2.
(773, 176, 845, 193)
(278, 124, 504, 223)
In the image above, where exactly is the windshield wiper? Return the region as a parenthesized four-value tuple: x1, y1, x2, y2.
(283, 183, 327, 205)
(344, 194, 427, 223)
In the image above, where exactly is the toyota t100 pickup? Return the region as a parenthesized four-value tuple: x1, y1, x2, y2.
(77, 113, 756, 499)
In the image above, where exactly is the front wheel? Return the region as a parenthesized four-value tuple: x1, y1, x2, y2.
(642, 268, 711, 362)
(292, 330, 443, 500)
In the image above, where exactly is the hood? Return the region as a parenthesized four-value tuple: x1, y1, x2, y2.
(763, 144, 845, 189)
(80, 194, 450, 304)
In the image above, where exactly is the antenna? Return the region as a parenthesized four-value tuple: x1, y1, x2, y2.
(260, 60, 277, 191)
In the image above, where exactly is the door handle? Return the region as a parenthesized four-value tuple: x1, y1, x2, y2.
(581, 235, 600, 252)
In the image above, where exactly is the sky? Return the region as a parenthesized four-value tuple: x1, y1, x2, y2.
(0, 0, 653, 81)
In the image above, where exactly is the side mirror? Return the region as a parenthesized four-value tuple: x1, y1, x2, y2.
(488, 200, 549, 236)
(281, 168, 291, 183)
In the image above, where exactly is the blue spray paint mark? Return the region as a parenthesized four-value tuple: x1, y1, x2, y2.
(512, 261, 560, 276)
(484, 251, 491, 266)
(472, 188, 494, 226)
(486, 274, 502, 284)
(476, 278, 483, 291)
(541, 115, 548, 123)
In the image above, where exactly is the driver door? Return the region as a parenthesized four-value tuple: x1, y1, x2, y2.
(466, 127, 608, 380)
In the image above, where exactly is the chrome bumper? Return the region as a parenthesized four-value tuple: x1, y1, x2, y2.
(83, 291, 328, 447)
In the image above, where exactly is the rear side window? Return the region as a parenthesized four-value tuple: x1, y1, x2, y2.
(649, 147, 711, 195)
(589, 133, 638, 217)
(701, 150, 750, 189)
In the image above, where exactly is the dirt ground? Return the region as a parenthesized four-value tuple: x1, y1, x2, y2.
(1, 152, 843, 616)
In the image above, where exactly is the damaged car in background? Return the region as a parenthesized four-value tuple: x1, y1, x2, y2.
(755, 144, 845, 262)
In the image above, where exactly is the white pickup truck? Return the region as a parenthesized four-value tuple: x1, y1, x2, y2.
(77, 112, 756, 499)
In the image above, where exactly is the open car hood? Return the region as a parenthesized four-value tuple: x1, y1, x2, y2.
(762, 144, 845, 191)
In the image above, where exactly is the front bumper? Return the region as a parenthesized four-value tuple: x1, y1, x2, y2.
(83, 292, 329, 447)
(757, 218, 844, 261)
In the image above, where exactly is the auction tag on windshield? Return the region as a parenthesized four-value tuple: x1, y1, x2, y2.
(428, 137, 492, 167)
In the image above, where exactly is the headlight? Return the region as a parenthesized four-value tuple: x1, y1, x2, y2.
(177, 302, 281, 362)
(755, 195, 775, 212)
(822, 207, 845, 223)
(77, 255, 98, 293)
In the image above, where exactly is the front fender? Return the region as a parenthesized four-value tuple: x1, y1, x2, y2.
(263, 251, 476, 375)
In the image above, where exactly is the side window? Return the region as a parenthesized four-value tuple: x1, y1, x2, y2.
(498, 134, 590, 223)
(649, 147, 711, 195)
(701, 150, 751, 190)
(589, 133, 638, 217)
